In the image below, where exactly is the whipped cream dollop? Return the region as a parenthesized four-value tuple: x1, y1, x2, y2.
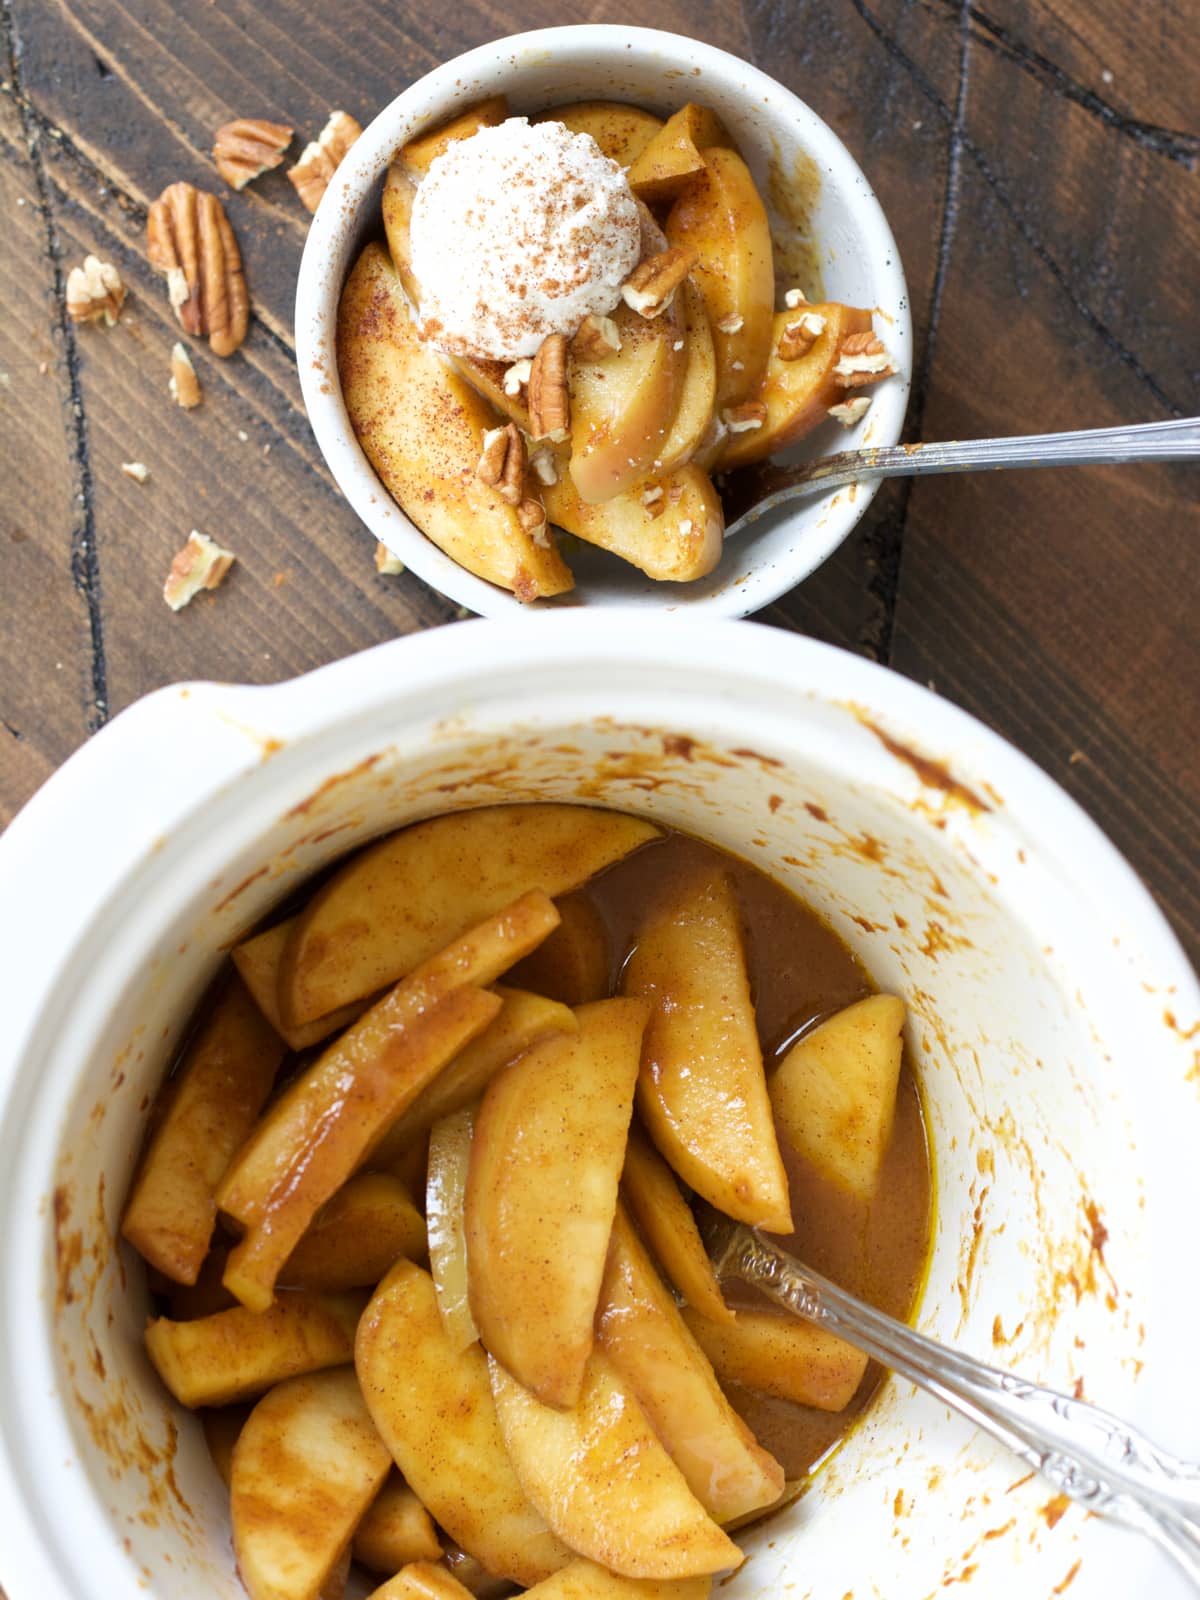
(409, 117, 641, 362)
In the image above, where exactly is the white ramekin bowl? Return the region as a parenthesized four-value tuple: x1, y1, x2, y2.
(0, 617, 1196, 1600)
(295, 25, 911, 616)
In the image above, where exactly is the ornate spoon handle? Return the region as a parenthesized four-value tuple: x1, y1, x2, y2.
(710, 1222, 1200, 1587)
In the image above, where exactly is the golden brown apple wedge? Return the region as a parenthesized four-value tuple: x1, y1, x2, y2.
(144, 1290, 366, 1408)
(769, 994, 906, 1200)
(354, 1473, 443, 1573)
(541, 461, 723, 583)
(681, 1307, 869, 1412)
(506, 891, 610, 1005)
(528, 1560, 713, 1600)
(442, 1548, 515, 1600)
(597, 1207, 784, 1524)
(201, 1402, 251, 1486)
(338, 242, 571, 603)
(534, 102, 664, 167)
(280, 1173, 426, 1293)
(426, 1107, 478, 1351)
(233, 921, 369, 1051)
(490, 1351, 741, 1579)
(665, 148, 774, 411)
(166, 1242, 237, 1320)
(466, 998, 648, 1407)
(622, 869, 791, 1232)
(355, 1259, 571, 1586)
(231, 1366, 391, 1600)
(279, 805, 655, 1025)
(366, 1567, 472, 1600)
(371, 986, 577, 1168)
(626, 103, 730, 205)
(655, 280, 717, 473)
(121, 976, 285, 1284)
(717, 302, 875, 471)
(621, 1128, 733, 1325)
(400, 96, 509, 176)
(220, 985, 502, 1312)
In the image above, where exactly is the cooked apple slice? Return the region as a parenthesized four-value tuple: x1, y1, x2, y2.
(121, 976, 285, 1284)
(167, 1241, 237, 1320)
(442, 1548, 515, 1600)
(655, 280, 717, 473)
(356, 1259, 571, 1586)
(144, 1290, 366, 1408)
(231, 1366, 391, 1600)
(220, 985, 502, 1312)
(426, 1108, 478, 1351)
(622, 869, 791, 1232)
(354, 1473, 443, 1572)
(528, 1559, 713, 1600)
(508, 893, 610, 1005)
(535, 101, 664, 166)
(233, 921, 368, 1051)
(541, 461, 723, 583)
(466, 998, 648, 1407)
(717, 302, 875, 471)
(627, 103, 729, 205)
(769, 994, 906, 1200)
(490, 1351, 741, 1579)
(201, 1402, 251, 1486)
(280, 805, 656, 1025)
(400, 96, 509, 176)
(338, 242, 571, 603)
(681, 1307, 868, 1412)
(621, 1128, 733, 1325)
(366, 1567, 471, 1600)
(372, 986, 577, 1168)
(597, 1207, 783, 1523)
(665, 149, 773, 410)
(280, 1173, 426, 1292)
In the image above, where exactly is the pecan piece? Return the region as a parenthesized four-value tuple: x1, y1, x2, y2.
(169, 341, 202, 408)
(374, 542, 406, 575)
(833, 330, 895, 387)
(213, 118, 293, 190)
(829, 396, 872, 427)
(475, 422, 528, 505)
(163, 531, 236, 611)
(621, 246, 696, 318)
(516, 497, 551, 547)
(147, 183, 249, 358)
(777, 310, 827, 361)
(65, 255, 126, 326)
(571, 313, 621, 361)
(527, 333, 570, 443)
(289, 111, 363, 213)
(722, 401, 768, 434)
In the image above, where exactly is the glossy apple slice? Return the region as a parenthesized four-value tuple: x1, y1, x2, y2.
(541, 461, 723, 583)
(365, 1567, 471, 1600)
(528, 1559, 713, 1600)
(426, 1107, 478, 1350)
(655, 280, 717, 473)
(769, 994, 906, 1199)
(534, 102, 664, 167)
(280, 1173, 426, 1293)
(466, 998, 648, 1407)
(233, 921, 368, 1050)
(626, 103, 730, 205)
(621, 1128, 733, 1325)
(508, 893, 610, 1006)
(597, 1207, 784, 1523)
(231, 1367, 391, 1600)
(354, 1473, 443, 1573)
(681, 1307, 868, 1412)
(622, 869, 791, 1232)
(355, 1259, 571, 1586)
(400, 97, 509, 176)
(490, 1350, 741, 1579)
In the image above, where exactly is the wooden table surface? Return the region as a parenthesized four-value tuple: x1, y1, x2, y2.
(1, 1, 1196, 964)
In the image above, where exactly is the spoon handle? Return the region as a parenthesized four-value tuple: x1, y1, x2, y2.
(715, 1225, 1200, 1587)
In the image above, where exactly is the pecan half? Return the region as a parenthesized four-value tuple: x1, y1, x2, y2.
(475, 422, 528, 505)
(289, 110, 363, 213)
(777, 310, 827, 361)
(527, 333, 570, 443)
(213, 118, 293, 190)
(169, 341, 202, 408)
(833, 330, 895, 387)
(571, 313, 621, 361)
(147, 183, 249, 358)
(65, 255, 126, 326)
(163, 531, 236, 611)
(621, 246, 696, 318)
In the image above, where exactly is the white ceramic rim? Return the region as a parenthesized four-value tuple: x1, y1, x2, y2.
(294, 24, 912, 617)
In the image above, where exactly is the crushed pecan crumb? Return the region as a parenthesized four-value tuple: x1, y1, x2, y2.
(374, 541, 405, 575)
(502, 358, 531, 397)
(621, 246, 696, 319)
(121, 461, 150, 483)
(516, 497, 550, 547)
(829, 395, 872, 426)
(528, 446, 559, 486)
(778, 310, 826, 361)
(571, 313, 621, 361)
(783, 287, 808, 308)
(169, 341, 202, 408)
(527, 333, 570, 443)
(723, 401, 768, 433)
(475, 422, 527, 505)
(213, 118, 293, 190)
(65, 256, 126, 326)
(716, 312, 744, 334)
(834, 331, 895, 387)
(289, 111, 363, 213)
(163, 531, 235, 611)
(147, 183, 248, 357)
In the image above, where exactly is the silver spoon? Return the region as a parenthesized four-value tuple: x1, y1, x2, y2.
(703, 1214, 1200, 1587)
(722, 416, 1200, 536)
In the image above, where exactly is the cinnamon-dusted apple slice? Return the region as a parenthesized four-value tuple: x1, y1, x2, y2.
(144, 1290, 366, 1408)
(622, 869, 791, 1232)
(626, 103, 730, 205)
(466, 998, 648, 1407)
(400, 96, 509, 176)
(366, 1567, 472, 1600)
(535, 102, 664, 167)
(280, 804, 656, 1025)
(233, 921, 368, 1051)
(716, 302, 875, 471)
(541, 461, 723, 584)
(655, 280, 718, 474)
(443, 1548, 516, 1600)
(769, 994, 906, 1200)
(508, 892, 610, 1005)
(681, 1307, 869, 1412)
(280, 1173, 426, 1293)
(597, 1208, 784, 1524)
(202, 1402, 252, 1486)
(371, 986, 577, 1169)
(529, 1559, 713, 1600)
(665, 148, 774, 411)
(355, 1259, 571, 1586)
(231, 1367, 391, 1600)
(490, 1351, 741, 1579)
(354, 1473, 443, 1573)
(621, 1128, 733, 1325)
(426, 1108, 478, 1351)
(121, 975, 285, 1284)
(338, 242, 571, 603)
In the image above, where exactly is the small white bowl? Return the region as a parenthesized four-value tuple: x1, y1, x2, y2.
(295, 24, 911, 615)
